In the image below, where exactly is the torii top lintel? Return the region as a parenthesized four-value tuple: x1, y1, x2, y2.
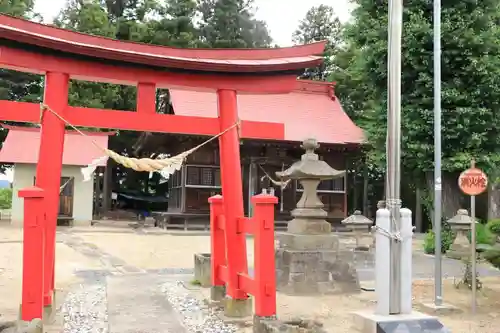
(0, 14, 325, 74)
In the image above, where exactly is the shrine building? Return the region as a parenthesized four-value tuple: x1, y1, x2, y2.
(0, 14, 365, 230)
(0, 125, 112, 226)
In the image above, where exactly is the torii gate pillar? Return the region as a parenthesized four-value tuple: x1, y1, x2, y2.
(217, 89, 248, 299)
(35, 72, 68, 307)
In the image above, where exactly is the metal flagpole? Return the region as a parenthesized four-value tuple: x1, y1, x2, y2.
(433, 0, 443, 306)
(387, 0, 403, 314)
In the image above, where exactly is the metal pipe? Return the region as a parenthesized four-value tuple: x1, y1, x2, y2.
(387, 0, 403, 315)
(433, 0, 443, 306)
(471, 194, 477, 314)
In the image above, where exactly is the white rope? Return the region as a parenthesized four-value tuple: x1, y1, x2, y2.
(372, 198, 405, 242)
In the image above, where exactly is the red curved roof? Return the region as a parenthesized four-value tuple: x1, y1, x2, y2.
(169, 80, 365, 145)
(0, 14, 325, 73)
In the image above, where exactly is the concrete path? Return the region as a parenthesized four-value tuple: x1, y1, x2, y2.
(107, 275, 186, 333)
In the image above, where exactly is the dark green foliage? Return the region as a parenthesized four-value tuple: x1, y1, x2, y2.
(466, 222, 495, 246)
(486, 219, 500, 235)
(0, 188, 12, 210)
(331, 0, 500, 217)
(423, 229, 454, 255)
(197, 0, 271, 48)
(292, 5, 341, 81)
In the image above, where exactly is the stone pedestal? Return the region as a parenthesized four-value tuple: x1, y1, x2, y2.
(276, 243, 359, 295)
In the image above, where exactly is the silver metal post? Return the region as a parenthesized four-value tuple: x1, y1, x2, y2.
(471, 194, 477, 314)
(387, 0, 403, 315)
(433, 0, 443, 306)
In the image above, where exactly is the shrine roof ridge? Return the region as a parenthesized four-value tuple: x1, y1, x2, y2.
(0, 14, 326, 73)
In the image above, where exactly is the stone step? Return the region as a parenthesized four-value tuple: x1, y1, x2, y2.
(107, 275, 186, 333)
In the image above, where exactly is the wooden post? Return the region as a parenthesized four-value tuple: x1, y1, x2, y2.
(415, 187, 423, 232)
(35, 72, 68, 307)
(19, 186, 45, 321)
(209, 195, 225, 287)
(363, 163, 369, 216)
(252, 193, 278, 317)
(94, 167, 102, 218)
(216, 89, 248, 299)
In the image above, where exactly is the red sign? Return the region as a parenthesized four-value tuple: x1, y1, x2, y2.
(458, 168, 488, 196)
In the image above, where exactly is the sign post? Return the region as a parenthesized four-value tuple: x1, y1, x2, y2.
(458, 159, 488, 314)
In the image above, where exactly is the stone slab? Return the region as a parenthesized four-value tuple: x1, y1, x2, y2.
(278, 233, 339, 250)
(419, 302, 461, 315)
(352, 311, 450, 333)
(107, 274, 186, 333)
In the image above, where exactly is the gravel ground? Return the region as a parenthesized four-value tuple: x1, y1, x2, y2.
(62, 284, 108, 333)
(162, 281, 237, 333)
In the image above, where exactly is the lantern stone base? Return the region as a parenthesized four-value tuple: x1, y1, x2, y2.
(352, 311, 450, 333)
(276, 233, 360, 295)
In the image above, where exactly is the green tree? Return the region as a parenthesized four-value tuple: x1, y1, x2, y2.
(334, 0, 500, 217)
(0, 188, 12, 210)
(293, 4, 342, 80)
(198, 0, 271, 48)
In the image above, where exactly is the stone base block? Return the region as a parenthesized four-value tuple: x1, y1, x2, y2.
(352, 311, 450, 333)
(276, 247, 359, 295)
(210, 285, 226, 303)
(287, 218, 331, 234)
(253, 315, 327, 333)
(0, 319, 43, 333)
(224, 297, 253, 318)
(194, 253, 211, 287)
(279, 233, 339, 251)
(419, 302, 461, 315)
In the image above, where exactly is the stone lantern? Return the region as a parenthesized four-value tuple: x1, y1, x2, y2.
(274, 138, 359, 295)
(446, 209, 475, 260)
(341, 210, 373, 250)
(276, 138, 345, 235)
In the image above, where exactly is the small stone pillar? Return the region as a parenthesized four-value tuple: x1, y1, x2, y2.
(447, 209, 474, 260)
(341, 210, 373, 250)
(275, 138, 359, 295)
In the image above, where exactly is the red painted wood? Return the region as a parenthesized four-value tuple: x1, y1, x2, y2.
(0, 46, 300, 93)
(209, 195, 226, 287)
(19, 187, 45, 321)
(0, 14, 325, 72)
(35, 72, 69, 307)
(0, 101, 285, 139)
(217, 89, 248, 300)
(137, 83, 156, 114)
(251, 194, 278, 317)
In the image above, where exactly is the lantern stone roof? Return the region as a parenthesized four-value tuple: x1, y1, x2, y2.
(341, 210, 373, 226)
(0, 14, 325, 74)
(276, 138, 346, 180)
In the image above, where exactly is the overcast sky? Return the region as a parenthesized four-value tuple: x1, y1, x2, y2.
(33, 0, 353, 46)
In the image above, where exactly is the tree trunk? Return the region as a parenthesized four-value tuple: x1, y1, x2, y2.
(488, 183, 500, 220)
(415, 186, 423, 232)
(426, 172, 462, 223)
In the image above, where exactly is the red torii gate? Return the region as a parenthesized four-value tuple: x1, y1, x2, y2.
(0, 14, 325, 321)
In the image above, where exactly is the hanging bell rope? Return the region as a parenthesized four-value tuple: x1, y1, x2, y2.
(39, 103, 240, 180)
(258, 164, 290, 189)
